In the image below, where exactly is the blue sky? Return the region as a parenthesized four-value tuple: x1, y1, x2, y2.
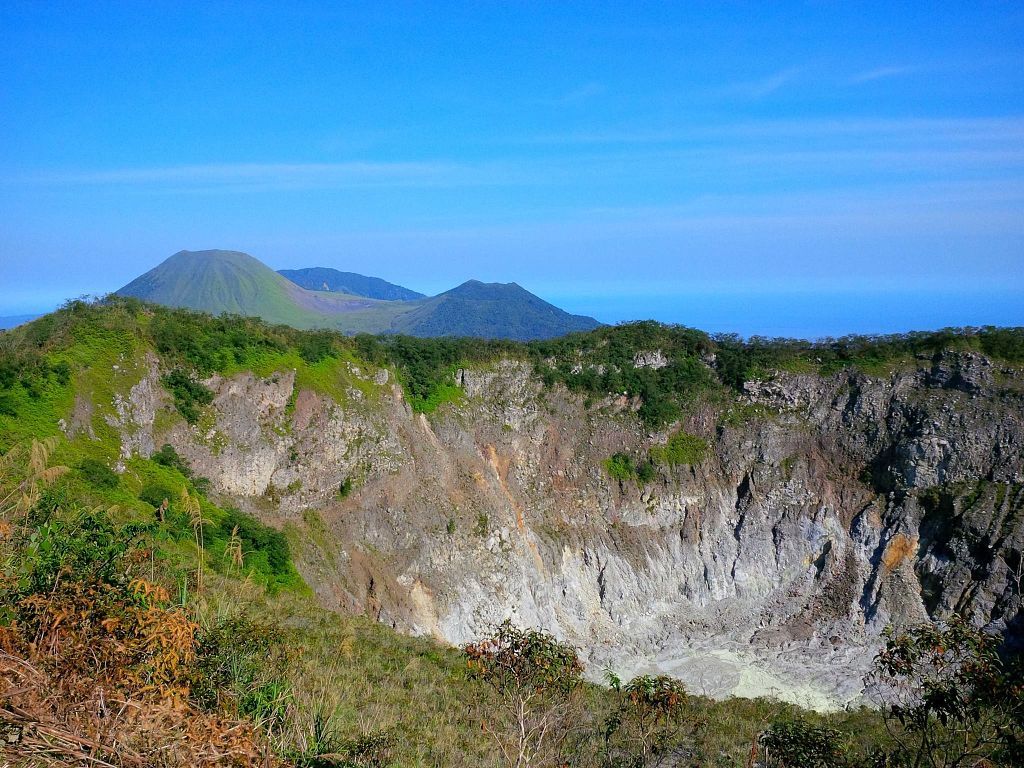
(1, 1, 1022, 336)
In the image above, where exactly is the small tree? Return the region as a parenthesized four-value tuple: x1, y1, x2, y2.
(867, 615, 1024, 768)
(759, 719, 849, 768)
(602, 673, 694, 767)
(464, 620, 585, 768)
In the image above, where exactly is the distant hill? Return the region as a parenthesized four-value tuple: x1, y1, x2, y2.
(393, 280, 600, 340)
(118, 250, 311, 324)
(116, 250, 414, 333)
(115, 250, 600, 340)
(279, 267, 425, 301)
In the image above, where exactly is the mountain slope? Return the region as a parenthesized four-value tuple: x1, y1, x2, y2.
(279, 267, 425, 300)
(392, 280, 600, 340)
(116, 250, 601, 340)
(117, 249, 318, 325)
(116, 249, 419, 332)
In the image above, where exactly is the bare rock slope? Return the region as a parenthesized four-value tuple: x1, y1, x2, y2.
(111, 350, 1024, 710)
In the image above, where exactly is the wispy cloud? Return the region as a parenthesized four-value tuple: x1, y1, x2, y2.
(12, 118, 1024, 200)
(540, 81, 606, 107)
(722, 67, 800, 99)
(22, 160, 523, 191)
(515, 116, 1024, 147)
(579, 178, 1024, 225)
(847, 65, 919, 85)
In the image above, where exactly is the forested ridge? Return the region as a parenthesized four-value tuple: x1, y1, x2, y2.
(4, 296, 1021, 430)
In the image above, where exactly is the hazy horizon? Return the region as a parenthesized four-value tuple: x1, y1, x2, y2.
(3, 249, 1021, 340)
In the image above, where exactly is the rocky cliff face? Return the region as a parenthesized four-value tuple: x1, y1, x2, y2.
(104, 350, 1024, 710)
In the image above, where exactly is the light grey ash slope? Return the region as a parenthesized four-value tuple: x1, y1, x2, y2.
(101, 348, 1024, 710)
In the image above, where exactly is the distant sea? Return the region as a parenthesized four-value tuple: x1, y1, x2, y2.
(552, 288, 1024, 340)
(2, 288, 1021, 340)
(0, 314, 39, 330)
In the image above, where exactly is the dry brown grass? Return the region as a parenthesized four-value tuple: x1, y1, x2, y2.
(0, 578, 281, 767)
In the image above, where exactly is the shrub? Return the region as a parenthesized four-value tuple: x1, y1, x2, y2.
(77, 457, 119, 489)
(152, 443, 193, 477)
(409, 381, 463, 414)
(650, 432, 708, 467)
(297, 330, 338, 364)
(605, 453, 637, 482)
(0, 394, 17, 416)
(11, 504, 148, 596)
(603, 673, 694, 767)
(151, 308, 288, 375)
(0, 496, 277, 767)
(162, 368, 214, 423)
(464, 621, 585, 768)
(760, 719, 849, 768)
(604, 453, 657, 485)
(214, 507, 298, 590)
(867, 616, 1024, 768)
(140, 481, 179, 511)
(191, 615, 292, 728)
(635, 459, 657, 484)
(330, 731, 397, 768)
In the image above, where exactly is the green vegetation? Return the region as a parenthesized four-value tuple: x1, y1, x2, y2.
(866, 615, 1024, 768)
(214, 506, 299, 591)
(650, 431, 709, 467)
(458, 618, 1024, 768)
(152, 442, 196, 477)
(531, 321, 717, 425)
(464, 620, 585, 766)
(605, 431, 708, 487)
(759, 719, 849, 767)
(605, 453, 637, 482)
(713, 326, 1024, 389)
(2, 296, 1024, 765)
(602, 672, 694, 766)
(604, 452, 656, 485)
(77, 456, 119, 488)
(163, 367, 215, 423)
(411, 380, 465, 414)
(150, 305, 294, 375)
(352, 333, 519, 413)
(7, 296, 1021, 438)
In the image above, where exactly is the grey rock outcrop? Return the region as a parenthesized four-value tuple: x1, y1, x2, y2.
(106, 350, 1024, 710)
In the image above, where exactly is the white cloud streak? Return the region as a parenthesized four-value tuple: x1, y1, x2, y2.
(10, 118, 1024, 197)
(721, 67, 800, 98)
(30, 161, 478, 189)
(518, 116, 1024, 146)
(847, 64, 919, 84)
(547, 81, 606, 105)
